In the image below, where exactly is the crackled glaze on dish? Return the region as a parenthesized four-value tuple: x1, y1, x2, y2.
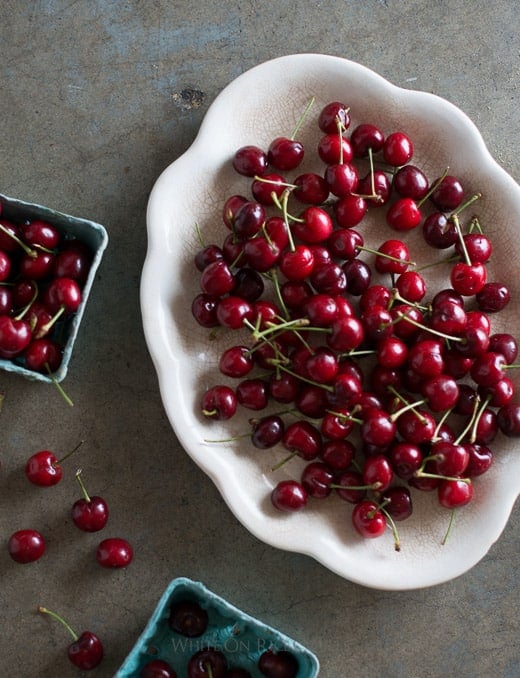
(142, 54, 520, 590)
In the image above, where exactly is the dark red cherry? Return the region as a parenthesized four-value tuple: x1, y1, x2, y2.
(350, 123, 385, 157)
(318, 101, 351, 133)
(168, 599, 208, 637)
(258, 649, 299, 678)
(232, 145, 268, 177)
(430, 175, 464, 211)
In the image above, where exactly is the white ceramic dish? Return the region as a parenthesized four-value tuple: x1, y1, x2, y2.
(142, 54, 520, 590)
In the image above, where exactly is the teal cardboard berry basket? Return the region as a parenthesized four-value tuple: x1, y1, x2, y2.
(0, 193, 108, 383)
(116, 577, 320, 677)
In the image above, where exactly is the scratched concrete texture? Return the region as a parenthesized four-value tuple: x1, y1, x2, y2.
(0, 1, 519, 677)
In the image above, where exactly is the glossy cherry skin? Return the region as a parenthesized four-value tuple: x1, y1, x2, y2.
(21, 219, 60, 249)
(201, 385, 237, 420)
(0, 285, 13, 314)
(24, 338, 62, 373)
(0, 315, 32, 358)
(53, 239, 92, 283)
(422, 212, 458, 249)
(476, 282, 511, 312)
(334, 194, 367, 227)
(293, 172, 329, 205)
(318, 100, 351, 133)
(386, 198, 421, 231)
(232, 145, 268, 177)
(383, 131, 413, 166)
(317, 133, 353, 165)
(393, 164, 429, 199)
(350, 123, 385, 156)
(279, 245, 315, 281)
(268, 136, 304, 171)
(258, 649, 299, 678)
(43, 277, 82, 314)
(20, 250, 55, 280)
(68, 631, 104, 671)
(8, 529, 46, 563)
(271, 480, 308, 512)
(381, 486, 413, 521)
(72, 495, 109, 532)
(251, 416, 285, 449)
(429, 175, 464, 211)
(96, 537, 133, 568)
(0, 250, 11, 282)
(450, 262, 487, 296)
(437, 479, 473, 509)
(25, 450, 62, 486)
(497, 404, 520, 437)
(168, 599, 208, 637)
(140, 659, 178, 678)
(352, 500, 387, 539)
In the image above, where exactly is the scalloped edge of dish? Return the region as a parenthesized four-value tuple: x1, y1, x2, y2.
(142, 54, 520, 590)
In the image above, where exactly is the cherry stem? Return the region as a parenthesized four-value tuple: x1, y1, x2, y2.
(204, 432, 252, 443)
(38, 304, 66, 337)
(266, 268, 290, 320)
(274, 362, 334, 393)
(15, 281, 39, 321)
(389, 397, 427, 422)
(469, 394, 492, 444)
(468, 216, 483, 234)
(451, 214, 471, 265)
(330, 482, 378, 491)
(453, 192, 482, 217)
(416, 167, 449, 208)
(393, 310, 463, 343)
(271, 449, 298, 471)
(45, 363, 74, 407)
(74, 468, 91, 502)
(272, 190, 296, 251)
(38, 607, 78, 641)
(194, 221, 205, 248)
(414, 470, 471, 483)
(441, 509, 456, 546)
(205, 662, 215, 678)
(381, 507, 401, 552)
(431, 406, 454, 442)
(56, 440, 84, 465)
(0, 222, 37, 257)
(360, 244, 415, 267)
(454, 394, 482, 445)
(291, 96, 315, 140)
(325, 408, 363, 425)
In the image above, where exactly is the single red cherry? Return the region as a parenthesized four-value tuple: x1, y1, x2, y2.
(140, 659, 178, 677)
(271, 480, 308, 512)
(437, 479, 473, 509)
(96, 537, 133, 568)
(201, 385, 237, 420)
(8, 529, 46, 563)
(38, 607, 104, 671)
(0, 314, 32, 358)
(232, 145, 268, 177)
(352, 500, 387, 539)
(25, 441, 83, 487)
(168, 599, 208, 637)
(383, 131, 413, 166)
(350, 123, 385, 157)
(71, 469, 109, 532)
(258, 649, 299, 678)
(318, 101, 351, 133)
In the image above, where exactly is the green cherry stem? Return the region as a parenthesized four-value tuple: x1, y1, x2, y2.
(291, 96, 315, 139)
(38, 607, 78, 641)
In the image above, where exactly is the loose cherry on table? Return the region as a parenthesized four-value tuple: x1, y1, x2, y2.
(8, 529, 46, 563)
(95, 537, 133, 568)
(25, 441, 84, 487)
(71, 469, 109, 532)
(38, 606, 104, 671)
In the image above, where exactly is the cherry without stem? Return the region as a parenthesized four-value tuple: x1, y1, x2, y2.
(96, 537, 133, 568)
(8, 529, 46, 563)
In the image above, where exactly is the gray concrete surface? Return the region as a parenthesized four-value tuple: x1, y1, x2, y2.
(0, 1, 518, 676)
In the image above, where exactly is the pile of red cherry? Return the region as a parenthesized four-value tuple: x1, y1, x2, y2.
(0, 202, 93, 374)
(7, 443, 134, 671)
(192, 98, 520, 548)
(139, 597, 300, 677)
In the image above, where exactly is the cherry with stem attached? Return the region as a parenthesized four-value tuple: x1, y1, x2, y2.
(38, 606, 104, 671)
(71, 469, 109, 532)
(25, 440, 84, 487)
